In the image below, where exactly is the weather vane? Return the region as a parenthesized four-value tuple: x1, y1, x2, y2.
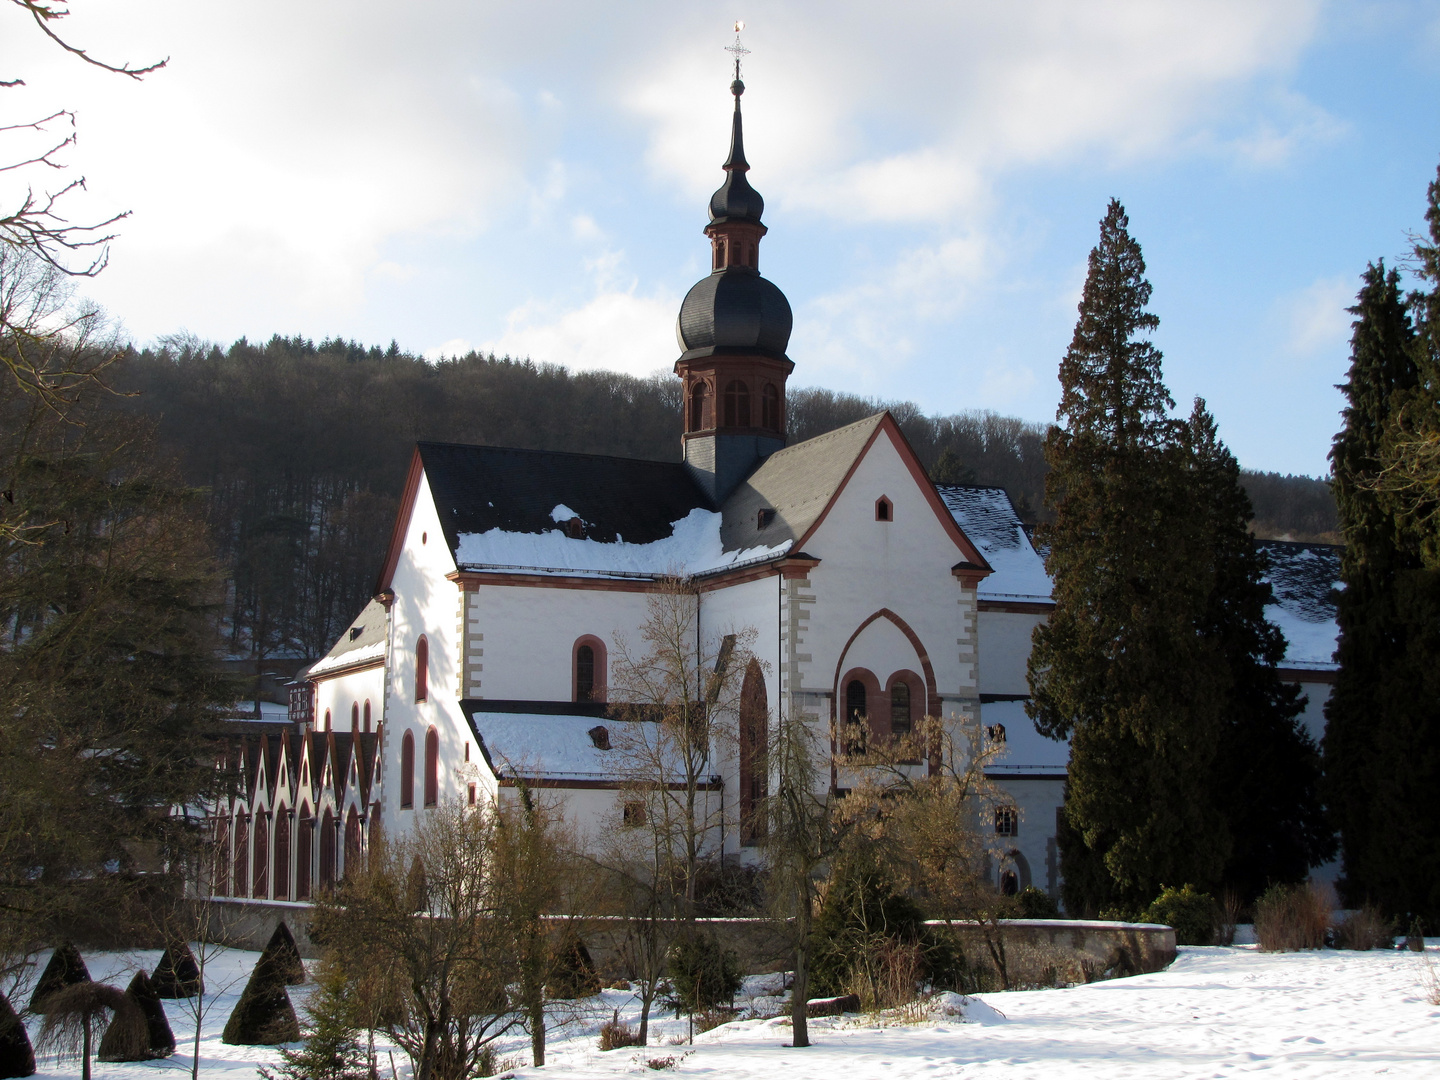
(725, 20, 750, 82)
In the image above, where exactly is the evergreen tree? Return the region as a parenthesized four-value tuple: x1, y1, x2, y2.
(1323, 261, 1434, 918)
(259, 960, 368, 1080)
(1184, 401, 1334, 901)
(1028, 199, 1229, 915)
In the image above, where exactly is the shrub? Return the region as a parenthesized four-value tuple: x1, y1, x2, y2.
(1254, 882, 1329, 951)
(150, 942, 203, 999)
(808, 854, 925, 998)
(39, 982, 146, 1073)
(598, 1010, 643, 1051)
(1215, 889, 1241, 947)
(29, 944, 91, 1014)
(645, 1056, 676, 1070)
(666, 930, 742, 1013)
(259, 922, 307, 986)
(1017, 886, 1060, 919)
(118, 972, 175, 1058)
(222, 953, 301, 1045)
(1333, 905, 1393, 951)
(547, 930, 602, 1000)
(692, 1007, 739, 1033)
(1143, 885, 1219, 946)
(846, 939, 924, 1012)
(259, 960, 367, 1080)
(0, 990, 36, 1079)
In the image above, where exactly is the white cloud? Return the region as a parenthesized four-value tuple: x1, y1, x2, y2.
(1280, 276, 1354, 356)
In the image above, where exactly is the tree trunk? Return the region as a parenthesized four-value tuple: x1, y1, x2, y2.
(82, 1018, 92, 1080)
(638, 985, 653, 1046)
(528, 992, 545, 1067)
(790, 938, 811, 1048)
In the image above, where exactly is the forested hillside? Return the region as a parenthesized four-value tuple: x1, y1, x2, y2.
(113, 334, 1335, 660)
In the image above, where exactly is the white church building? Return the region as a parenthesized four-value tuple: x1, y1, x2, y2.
(210, 73, 1343, 908)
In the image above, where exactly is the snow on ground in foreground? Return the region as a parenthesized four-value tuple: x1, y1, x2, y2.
(14, 943, 1440, 1080)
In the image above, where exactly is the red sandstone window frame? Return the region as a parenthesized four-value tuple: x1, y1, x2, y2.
(424, 726, 439, 808)
(573, 635, 608, 702)
(876, 495, 893, 521)
(400, 731, 415, 809)
(415, 635, 429, 702)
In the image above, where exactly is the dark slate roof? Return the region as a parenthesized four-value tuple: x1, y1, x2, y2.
(709, 86, 764, 225)
(676, 267, 793, 363)
(308, 596, 387, 676)
(418, 442, 712, 560)
(719, 413, 886, 554)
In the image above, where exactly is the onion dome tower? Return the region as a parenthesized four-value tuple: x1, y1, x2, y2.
(675, 63, 794, 502)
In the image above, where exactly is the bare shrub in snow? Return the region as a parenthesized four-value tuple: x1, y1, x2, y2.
(1254, 882, 1330, 951)
(597, 1011, 643, 1051)
(1333, 906, 1393, 951)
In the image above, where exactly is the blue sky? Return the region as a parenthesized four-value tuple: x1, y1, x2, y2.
(4, 1, 1439, 476)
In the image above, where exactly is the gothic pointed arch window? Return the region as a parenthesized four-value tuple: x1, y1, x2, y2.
(415, 636, 429, 702)
(351, 703, 359, 734)
(724, 380, 751, 427)
(319, 808, 336, 890)
(363, 700, 371, 733)
(344, 807, 362, 879)
(424, 727, 440, 808)
(296, 806, 313, 900)
(233, 812, 249, 897)
(401, 731, 415, 809)
(690, 381, 708, 431)
(739, 659, 768, 845)
(213, 813, 231, 896)
(274, 808, 291, 901)
(762, 383, 780, 431)
(252, 811, 270, 899)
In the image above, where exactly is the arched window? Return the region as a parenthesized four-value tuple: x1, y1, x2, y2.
(252, 811, 269, 900)
(363, 700, 371, 733)
(323, 709, 331, 732)
(400, 731, 415, 809)
(296, 807, 313, 900)
(213, 813, 231, 896)
(368, 809, 383, 855)
(273, 809, 291, 901)
(690, 382, 707, 431)
(415, 636, 429, 702)
(723, 380, 751, 427)
(1000, 869, 1019, 896)
(844, 679, 868, 756)
(319, 809, 336, 890)
(739, 659, 768, 846)
(890, 682, 911, 738)
(344, 807, 362, 880)
(762, 383, 780, 431)
(876, 496, 893, 522)
(424, 727, 439, 808)
(573, 636, 607, 702)
(351, 702, 359, 734)
(233, 813, 249, 897)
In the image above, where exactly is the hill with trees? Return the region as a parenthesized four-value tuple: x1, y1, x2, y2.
(111, 334, 1335, 663)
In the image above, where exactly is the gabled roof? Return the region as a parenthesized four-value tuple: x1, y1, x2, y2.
(939, 485, 1052, 603)
(308, 598, 387, 678)
(1258, 540, 1341, 670)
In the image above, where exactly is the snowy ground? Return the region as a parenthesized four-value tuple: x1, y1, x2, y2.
(13, 941, 1440, 1079)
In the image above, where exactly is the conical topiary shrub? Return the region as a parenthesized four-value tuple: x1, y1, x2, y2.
(258, 922, 306, 987)
(39, 983, 144, 1079)
(29, 944, 91, 1014)
(547, 930, 601, 999)
(105, 971, 174, 1059)
(222, 953, 299, 1046)
(151, 942, 203, 999)
(0, 991, 35, 1078)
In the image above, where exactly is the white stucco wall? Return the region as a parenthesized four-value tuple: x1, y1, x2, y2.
(977, 609, 1046, 696)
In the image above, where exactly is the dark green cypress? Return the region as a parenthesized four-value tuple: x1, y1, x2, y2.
(1184, 401, 1334, 902)
(1323, 261, 1428, 917)
(1028, 199, 1228, 915)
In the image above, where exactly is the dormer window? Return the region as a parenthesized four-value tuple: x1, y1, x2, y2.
(350, 626, 362, 641)
(876, 496, 893, 522)
(757, 508, 775, 530)
(587, 725, 611, 751)
(564, 517, 585, 540)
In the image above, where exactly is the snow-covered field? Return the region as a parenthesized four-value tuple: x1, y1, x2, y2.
(15, 942, 1440, 1079)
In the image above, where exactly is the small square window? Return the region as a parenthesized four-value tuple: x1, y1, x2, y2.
(467, 783, 477, 806)
(623, 801, 646, 828)
(995, 805, 1019, 837)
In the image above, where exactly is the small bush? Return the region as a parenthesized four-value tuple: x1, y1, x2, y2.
(29, 944, 91, 1014)
(1405, 917, 1426, 952)
(1016, 886, 1060, 919)
(598, 1010, 643, 1051)
(693, 1007, 739, 1033)
(1216, 889, 1241, 947)
(0, 989, 36, 1079)
(120, 972, 175, 1058)
(259, 923, 307, 987)
(846, 939, 923, 1012)
(548, 930, 602, 999)
(645, 1056, 676, 1070)
(1144, 885, 1219, 946)
(222, 954, 300, 1045)
(150, 943, 203, 999)
(667, 931, 742, 1013)
(1254, 882, 1329, 952)
(1333, 906, 1393, 951)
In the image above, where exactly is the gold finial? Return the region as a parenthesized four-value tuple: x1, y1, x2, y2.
(725, 21, 750, 83)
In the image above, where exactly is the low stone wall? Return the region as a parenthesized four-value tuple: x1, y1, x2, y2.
(196, 901, 1175, 985)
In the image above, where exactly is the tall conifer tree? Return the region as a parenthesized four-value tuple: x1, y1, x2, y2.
(1185, 401, 1333, 901)
(1028, 200, 1229, 915)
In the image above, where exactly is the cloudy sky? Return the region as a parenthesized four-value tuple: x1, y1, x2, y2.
(3, 1, 1439, 476)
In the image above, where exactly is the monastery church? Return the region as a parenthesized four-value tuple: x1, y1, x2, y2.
(212, 73, 1342, 908)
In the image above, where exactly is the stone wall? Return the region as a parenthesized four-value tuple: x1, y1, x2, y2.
(199, 900, 1174, 986)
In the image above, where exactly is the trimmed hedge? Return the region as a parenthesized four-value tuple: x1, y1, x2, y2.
(222, 955, 300, 1046)
(0, 992, 35, 1078)
(28, 944, 91, 1014)
(259, 923, 306, 987)
(151, 942, 203, 999)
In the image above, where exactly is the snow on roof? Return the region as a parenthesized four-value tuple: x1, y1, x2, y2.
(551, 504, 579, 522)
(468, 711, 693, 783)
(455, 507, 792, 578)
(308, 598, 388, 677)
(938, 486, 1053, 602)
(1258, 541, 1341, 670)
(979, 698, 1070, 774)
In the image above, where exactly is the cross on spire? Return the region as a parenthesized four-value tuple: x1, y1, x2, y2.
(725, 21, 750, 82)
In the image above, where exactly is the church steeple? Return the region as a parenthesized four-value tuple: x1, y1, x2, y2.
(674, 37, 794, 503)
